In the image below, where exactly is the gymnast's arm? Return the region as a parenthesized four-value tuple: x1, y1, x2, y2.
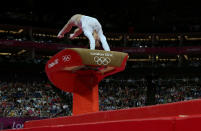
(57, 20, 73, 38)
(69, 28, 83, 39)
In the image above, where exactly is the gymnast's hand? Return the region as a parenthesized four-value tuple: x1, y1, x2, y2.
(69, 34, 75, 39)
(57, 34, 64, 39)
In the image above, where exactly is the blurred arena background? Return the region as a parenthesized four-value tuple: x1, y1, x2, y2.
(0, 0, 201, 130)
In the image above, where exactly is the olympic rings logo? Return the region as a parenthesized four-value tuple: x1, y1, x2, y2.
(94, 56, 111, 65)
(62, 55, 71, 62)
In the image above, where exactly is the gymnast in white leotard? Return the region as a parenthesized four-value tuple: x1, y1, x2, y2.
(57, 14, 110, 51)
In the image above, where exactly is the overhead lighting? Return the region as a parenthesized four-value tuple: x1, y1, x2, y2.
(184, 55, 188, 60)
(156, 55, 159, 60)
(177, 55, 180, 58)
(18, 29, 23, 33)
(17, 49, 26, 55)
(0, 30, 8, 33)
(0, 53, 12, 55)
(128, 59, 151, 62)
(128, 58, 178, 62)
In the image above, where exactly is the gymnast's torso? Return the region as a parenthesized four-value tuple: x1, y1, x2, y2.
(69, 14, 100, 30)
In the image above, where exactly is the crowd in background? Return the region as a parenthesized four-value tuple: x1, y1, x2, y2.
(0, 74, 201, 117)
(99, 76, 201, 110)
(0, 61, 201, 117)
(0, 81, 71, 118)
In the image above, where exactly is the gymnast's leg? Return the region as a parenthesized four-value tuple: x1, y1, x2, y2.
(97, 29, 110, 51)
(83, 29, 96, 50)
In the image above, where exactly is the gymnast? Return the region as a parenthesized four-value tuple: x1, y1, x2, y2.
(57, 14, 110, 51)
